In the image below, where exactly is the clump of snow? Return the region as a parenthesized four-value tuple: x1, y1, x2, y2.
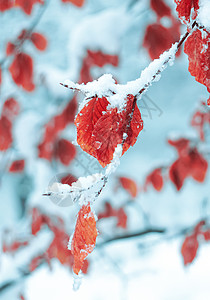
(198, 0, 210, 31)
(63, 42, 178, 111)
(71, 173, 103, 190)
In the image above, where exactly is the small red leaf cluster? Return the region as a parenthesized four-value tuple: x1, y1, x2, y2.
(75, 94, 143, 167)
(79, 50, 118, 84)
(184, 29, 210, 105)
(181, 220, 210, 265)
(0, 98, 20, 151)
(7, 29, 47, 92)
(143, 0, 180, 60)
(168, 138, 208, 191)
(71, 203, 97, 275)
(61, 0, 85, 7)
(119, 176, 138, 198)
(144, 168, 164, 191)
(38, 97, 77, 162)
(98, 202, 127, 229)
(174, 0, 199, 25)
(191, 103, 210, 141)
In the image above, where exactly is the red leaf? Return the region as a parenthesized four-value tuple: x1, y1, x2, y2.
(169, 148, 208, 190)
(174, 0, 199, 24)
(143, 23, 180, 60)
(6, 42, 16, 56)
(168, 138, 190, 156)
(31, 208, 43, 235)
(55, 138, 76, 165)
(61, 0, 85, 7)
(181, 234, 199, 265)
(61, 174, 77, 186)
(71, 203, 97, 275)
(9, 159, 25, 172)
(150, 0, 171, 19)
(189, 148, 208, 182)
(145, 168, 164, 191)
(116, 207, 127, 229)
(98, 202, 128, 229)
(169, 157, 188, 190)
(30, 255, 43, 272)
(0, 0, 13, 12)
(2, 97, 20, 121)
(119, 176, 138, 198)
(75, 94, 143, 167)
(38, 97, 77, 161)
(31, 32, 47, 51)
(184, 29, 210, 102)
(9, 53, 35, 92)
(0, 116, 12, 151)
(79, 50, 118, 84)
(15, 0, 44, 15)
(202, 229, 210, 241)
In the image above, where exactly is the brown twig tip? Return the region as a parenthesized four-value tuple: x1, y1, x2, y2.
(42, 192, 52, 196)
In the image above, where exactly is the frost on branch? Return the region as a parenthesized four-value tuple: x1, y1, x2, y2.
(69, 203, 97, 275)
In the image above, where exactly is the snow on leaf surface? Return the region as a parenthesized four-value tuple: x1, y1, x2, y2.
(75, 94, 143, 167)
(174, 0, 199, 24)
(70, 203, 97, 275)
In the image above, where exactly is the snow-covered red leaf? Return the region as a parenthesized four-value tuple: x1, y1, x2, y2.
(75, 94, 143, 167)
(15, 0, 44, 15)
(61, 173, 77, 186)
(9, 53, 35, 92)
(70, 203, 97, 275)
(150, 0, 171, 19)
(174, 0, 199, 24)
(31, 32, 47, 51)
(55, 138, 76, 165)
(181, 234, 199, 265)
(184, 29, 210, 104)
(119, 176, 138, 198)
(61, 0, 85, 7)
(75, 96, 109, 158)
(9, 159, 25, 172)
(145, 168, 164, 191)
